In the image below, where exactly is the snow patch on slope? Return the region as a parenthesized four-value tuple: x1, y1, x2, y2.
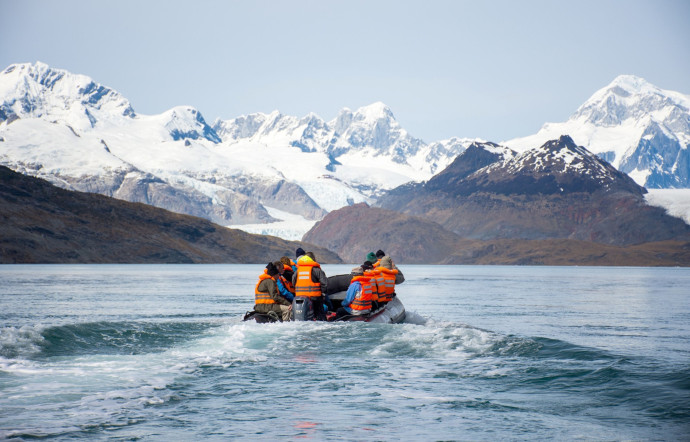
(231, 207, 318, 240)
(645, 189, 690, 224)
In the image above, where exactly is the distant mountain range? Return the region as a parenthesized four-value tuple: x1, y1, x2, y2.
(3, 62, 688, 242)
(2, 62, 690, 267)
(0, 165, 341, 264)
(0, 62, 471, 238)
(304, 136, 690, 265)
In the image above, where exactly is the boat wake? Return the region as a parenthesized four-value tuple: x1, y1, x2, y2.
(3, 315, 688, 439)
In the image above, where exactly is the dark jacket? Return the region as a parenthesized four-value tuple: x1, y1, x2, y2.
(255, 277, 291, 313)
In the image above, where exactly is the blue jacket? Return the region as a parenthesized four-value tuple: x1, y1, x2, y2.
(342, 281, 361, 314)
(276, 277, 294, 302)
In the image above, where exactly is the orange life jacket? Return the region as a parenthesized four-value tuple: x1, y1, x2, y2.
(349, 275, 373, 312)
(281, 265, 296, 293)
(364, 269, 380, 302)
(378, 267, 398, 302)
(255, 273, 277, 304)
(371, 268, 387, 301)
(295, 259, 322, 297)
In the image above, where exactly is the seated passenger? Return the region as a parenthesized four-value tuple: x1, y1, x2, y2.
(254, 262, 292, 321)
(361, 261, 379, 311)
(377, 255, 399, 305)
(280, 256, 296, 288)
(375, 249, 405, 284)
(292, 252, 329, 321)
(335, 265, 373, 320)
(273, 260, 295, 303)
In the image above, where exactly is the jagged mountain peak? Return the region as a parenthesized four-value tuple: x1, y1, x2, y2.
(572, 75, 690, 126)
(159, 105, 221, 144)
(467, 140, 516, 157)
(489, 136, 645, 195)
(212, 112, 268, 139)
(352, 101, 395, 122)
(608, 74, 658, 95)
(0, 61, 136, 127)
(510, 135, 599, 174)
(506, 76, 690, 189)
(424, 141, 515, 192)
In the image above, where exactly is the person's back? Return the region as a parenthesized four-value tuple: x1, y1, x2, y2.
(374, 249, 405, 286)
(361, 260, 379, 310)
(280, 256, 295, 289)
(255, 262, 292, 321)
(376, 255, 398, 303)
(293, 253, 329, 320)
(336, 266, 373, 319)
(272, 260, 295, 303)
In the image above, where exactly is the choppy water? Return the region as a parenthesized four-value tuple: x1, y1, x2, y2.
(1, 264, 689, 440)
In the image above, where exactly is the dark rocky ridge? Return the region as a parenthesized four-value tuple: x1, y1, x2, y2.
(377, 136, 690, 246)
(0, 166, 341, 264)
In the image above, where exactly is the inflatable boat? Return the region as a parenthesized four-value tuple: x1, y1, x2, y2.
(243, 273, 406, 324)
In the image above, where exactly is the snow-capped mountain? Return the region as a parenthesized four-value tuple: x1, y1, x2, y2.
(0, 62, 136, 130)
(507, 75, 690, 188)
(376, 136, 690, 245)
(479, 135, 644, 195)
(5, 63, 687, 240)
(213, 102, 473, 181)
(0, 62, 472, 237)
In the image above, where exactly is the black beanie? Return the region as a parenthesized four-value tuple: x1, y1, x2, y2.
(266, 262, 279, 276)
(295, 247, 306, 258)
(362, 261, 374, 270)
(376, 249, 385, 258)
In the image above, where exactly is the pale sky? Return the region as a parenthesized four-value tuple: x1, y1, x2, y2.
(1, 0, 689, 143)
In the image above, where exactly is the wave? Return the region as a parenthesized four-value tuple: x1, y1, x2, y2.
(0, 321, 216, 360)
(0, 325, 45, 359)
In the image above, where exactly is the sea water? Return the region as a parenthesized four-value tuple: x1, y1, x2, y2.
(0, 264, 688, 440)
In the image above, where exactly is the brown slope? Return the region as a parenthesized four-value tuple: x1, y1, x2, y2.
(303, 203, 690, 266)
(303, 203, 461, 263)
(0, 166, 341, 264)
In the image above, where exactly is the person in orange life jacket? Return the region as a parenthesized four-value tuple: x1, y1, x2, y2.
(280, 256, 296, 289)
(255, 262, 292, 321)
(361, 260, 380, 311)
(366, 251, 387, 302)
(272, 260, 295, 303)
(365, 252, 384, 305)
(375, 249, 405, 285)
(376, 254, 399, 304)
(291, 252, 330, 320)
(335, 264, 375, 320)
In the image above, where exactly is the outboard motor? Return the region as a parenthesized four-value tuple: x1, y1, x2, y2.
(292, 296, 314, 321)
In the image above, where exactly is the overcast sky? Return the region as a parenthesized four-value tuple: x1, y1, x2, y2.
(2, 0, 689, 143)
